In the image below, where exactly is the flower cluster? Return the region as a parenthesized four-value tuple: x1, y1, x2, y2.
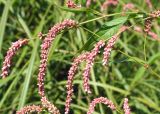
(144, 9, 160, 34)
(65, 52, 90, 114)
(83, 40, 105, 93)
(4, 3, 158, 113)
(41, 96, 60, 114)
(65, 25, 128, 114)
(66, 0, 81, 8)
(65, 40, 106, 114)
(102, 35, 118, 65)
(133, 26, 159, 41)
(66, 0, 97, 8)
(123, 3, 135, 11)
(38, 19, 76, 97)
(144, 17, 153, 34)
(87, 97, 116, 114)
(145, 0, 153, 9)
(1, 23, 128, 114)
(1, 39, 28, 78)
(123, 98, 131, 114)
(16, 105, 42, 114)
(37, 19, 76, 113)
(1, 19, 76, 114)
(102, 26, 128, 65)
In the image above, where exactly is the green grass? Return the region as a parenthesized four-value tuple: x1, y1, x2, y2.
(0, 0, 160, 114)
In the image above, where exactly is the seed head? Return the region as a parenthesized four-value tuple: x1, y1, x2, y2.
(1, 39, 28, 78)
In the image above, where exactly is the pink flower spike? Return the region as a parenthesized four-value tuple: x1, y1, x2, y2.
(87, 97, 116, 114)
(134, 26, 142, 33)
(102, 35, 118, 65)
(123, 3, 135, 11)
(123, 98, 131, 114)
(120, 26, 129, 33)
(38, 19, 76, 97)
(145, 0, 153, 9)
(41, 96, 60, 114)
(16, 105, 42, 114)
(148, 31, 159, 40)
(83, 40, 105, 93)
(1, 39, 28, 78)
(65, 52, 90, 114)
(86, 0, 92, 7)
(66, 0, 81, 8)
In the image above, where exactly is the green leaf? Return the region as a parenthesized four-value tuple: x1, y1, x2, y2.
(78, 16, 128, 53)
(0, 0, 13, 52)
(102, 17, 128, 28)
(130, 67, 146, 90)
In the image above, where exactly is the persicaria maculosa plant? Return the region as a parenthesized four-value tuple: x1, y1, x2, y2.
(0, 1, 160, 114)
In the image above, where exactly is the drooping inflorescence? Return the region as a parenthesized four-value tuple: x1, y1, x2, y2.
(65, 40, 105, 114)
(102, 26, 128, 65)
(66, 0, 96, 8)
(16, 105, 42, 114)
(144, 17, 153, 34)
(38, 19, 76, 97)
(38, 19, 76, 114)
(65, 52, 90, 114)
(86, 0, 92, 7)
(148, 31, 159, 41)
(145, 0, 153, 9)
(64, 25, 128, 114)
(1, 39, 28, 78)
(144, 9, 160, 34)
(123, 98, 131, 114)
(87, 97, 116, 114)
(1, 1, 159, 113)
(66, 0, 81, 8)
(41, 96, 60, 114)
(102, 35, 118, 65)
(123, 3, 135, 11)
(83, 40, 105, 93)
